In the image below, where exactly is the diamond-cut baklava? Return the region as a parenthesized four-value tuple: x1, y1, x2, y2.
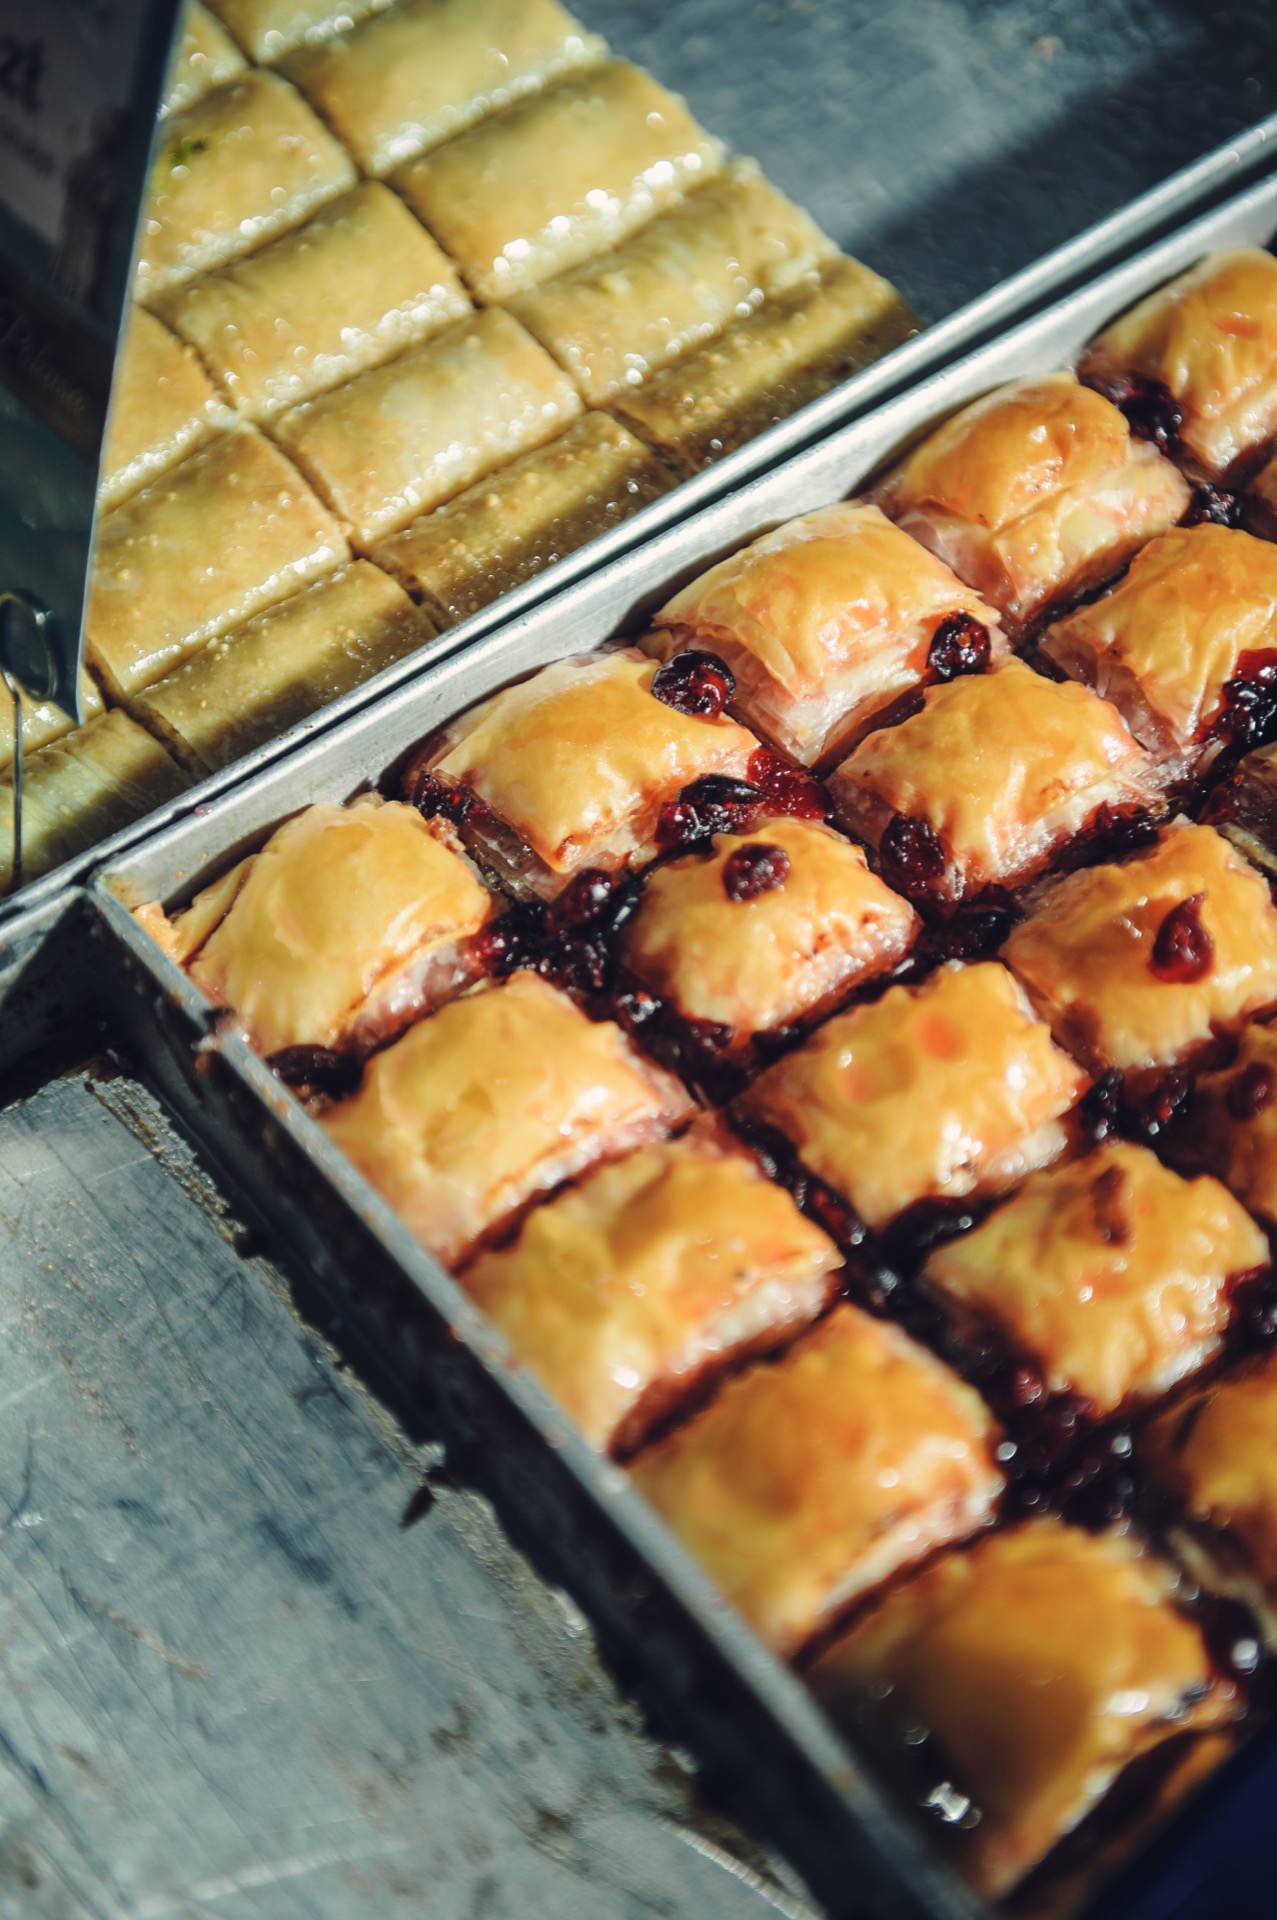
(876, 372, 1191, 629)
(1178, 1018, 1277, 1229)
(923, 1140, 1267, 1416)
(100, 309, 227, 509)
(463, 1120, 841, 1455)
(738, 960, 1088, 1233)
(322, 971, 692, 1267)
(808, 1520, 1232, 1899)
(829, 658, 1159, 904)
(1004, 821, 1277, 1075)
(647, 503, 1005, 769)
(631, 1303, 1003, 1655)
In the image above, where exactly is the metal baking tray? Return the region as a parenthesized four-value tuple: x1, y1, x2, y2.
(4, 114, 1277, 930)
(59, 163, 1277, 1919)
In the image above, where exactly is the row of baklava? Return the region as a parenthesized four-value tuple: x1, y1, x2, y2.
(136, 251, 1277, 1902)
(0, 0, 916, 895)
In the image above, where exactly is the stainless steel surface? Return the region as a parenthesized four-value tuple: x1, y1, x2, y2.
(79, 166, 1277, 1920)
(4, 95, 1275, 925)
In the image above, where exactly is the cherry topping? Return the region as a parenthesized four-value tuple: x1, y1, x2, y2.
(650, 650, 736, 719)
(657, 774, 760, 848)
(1089, 371, 1183, 455)
(926, 611, 991, 682)
(1185, 483, 1244, 528)
(1228, 1060, 1277, 1121)
(1213, 650, 1277, 751)
(879, 814, 946, 895)
(402, 758, 474, 827)
(722, 843, 790, 902)
(745, 747, 830, 821)
(269, 1045, 362, 1102)
(1150, 893, 1214, 982)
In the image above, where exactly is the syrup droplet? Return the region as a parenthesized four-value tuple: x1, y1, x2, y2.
(746, 747, 830, 820)
(1150, 893, 1214, 983)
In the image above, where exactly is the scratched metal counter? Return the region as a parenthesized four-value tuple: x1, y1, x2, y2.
(3, 2, 1277, 1916)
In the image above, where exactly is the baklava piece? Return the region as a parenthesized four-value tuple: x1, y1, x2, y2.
(1144, 1345, 1277, 1637)
(1040, 523, 1277, 775)
(133, 561, 430, 775)
(1213, 736, 1277, 880)
(138, 795, 494, 1059)
(876, 372, 1191, 630)
(614, 257, 915, 472)
(621, 817, 917, 1045)
(923, 1141, 1267, 1417)
(510, 160, 835, 407)
(463, 1120, 841, 1455)
(275, 310, 581, 548)
(410, 648, 760, 900)
(1179, 1018, 1277, 1229)
(87, 427, 347, 701)
(1004, 822, 1277, 1076)
(738, 961, 1088, 1235)
(829, 658, 1159, 905)
(284, 0, 604, 175)
(162, 3, 246, 118)
(322, 970, 691, 1268)
(0, 673, 103, 773)
(648, 503, 1005, 769)
(1245, 447, 1277, 540)
(396, 62, 722, 303)
(99, 309, 226, 510)
(631, 1303, 1003, 1656)
(0, 714, 187, 893)
(136, 71, 356, 300)
(808, 1520, 1231, 1900)
(206, 0, 388, 63)
(158, 182, 470, 421)
(373, 414, 670, 628)
(1080, 248, 1277, 483)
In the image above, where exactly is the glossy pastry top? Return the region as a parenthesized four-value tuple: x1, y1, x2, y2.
(395, 61, 723, 303)
(162, 3, 246, 118)
(1143, 1344, 1277, 1594)
(1082, 248, 1277, 479)
(924, 1140, 1266, 1414)
(99, 309, 225, 509)
(322, 971, 691, 1267)
(622, 816, 917, 1035)
(740, 961, 1088, 1230)
(650, 503, 1003, 765)
(0, 713, 188, 893)
(285, 0, 605, 175)
(207, 0, 389, 62)
(1004, 822, 1277, 1072)
(631, 1303, 1003, 1656)
(167, 798, 492, 1055)
(428, 649, 759, 880)
(1182, 1018, 1277, 1230)
(1041, 523, 1277, 756)
(463, 1123, 841, 1453)
(808, 1520, 1227, 1899)
(830, 658, 1156, 898)
(0, 675, 103, 773)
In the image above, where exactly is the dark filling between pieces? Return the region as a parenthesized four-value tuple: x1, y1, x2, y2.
(268, 1043, 363, 1103)
(650, 648, 735, 719)
(1228, 1060, 1277, 1121)
(1086, 370, 1184, 457)
(1210, 649, 1277, 756)
(925, 611, 991, 682)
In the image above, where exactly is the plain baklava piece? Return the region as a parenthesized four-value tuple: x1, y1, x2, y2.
(738, 961, 1088, 1233)
(87, 427, 347, 701)
(808, 1520, 1231, 1900)
(631, 1303, 1003, 1656)
(648, 503, 1005, 769)
(614, 257, 916, 472)
(1040, 523, 1277, 773)
(395, 62, 722, 303)
(162, 3, 246, 118)
(1179, 1018, 1277, 1229)
(0, 673, 104, 773)
(830, 658, 1159, 903)
(876, 372, 1191, 630)
(159, 182, 470, 421)
(275, 310, 581, 548)
(99, 309, 226, 509)
(1080, 248, 1277, 483)
(284, 0, 605, 175)
(373, 413, 669, 628)
(135, 71, 356, 300)
(206, 0, 389, 63)
(621, 817, 918, 1042)
(132, 561, 429, 774)
(0, 714, 188, 894)
(415, 648, 760, 899)
(1143, 1346, 1277, 1632)
(463, 1121, 841, 1455)
(510, 160, 835, 407)
(1004, 821, 1277, 1075)
(923, 1140, 1267, 1416)
(322, 970, 691, 1268)
(139, 795, 494, 1056)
